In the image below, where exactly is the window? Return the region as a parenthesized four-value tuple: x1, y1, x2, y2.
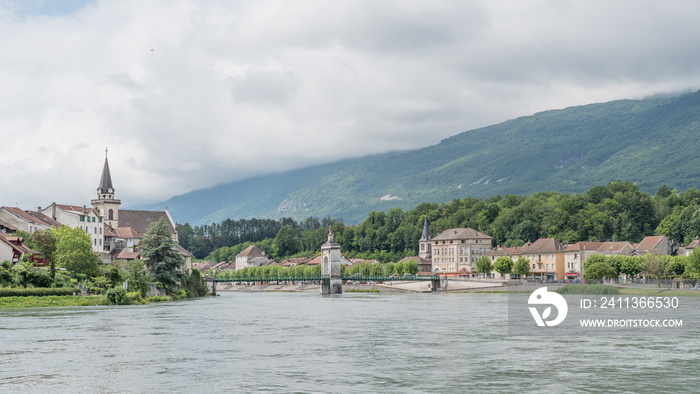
(108, 209, 114, 221)
(80, 215, 85, 221)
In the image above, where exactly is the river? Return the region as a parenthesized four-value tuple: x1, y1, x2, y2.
(1, 292, 699, 393)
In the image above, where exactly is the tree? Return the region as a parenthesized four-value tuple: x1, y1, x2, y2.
(124, 260, 150, 297)
(686, 248, 700, 276)
(513, 257, 531, 277)
(583, 262, 617, 283)
(53, 226, 100, 277)
(273, 226, 300, 259)
(383, 261, 396, 275)
(404, 259, 419, 275)
(494, 256, 514, 278)
(642, 253, 671, 287)
(583, 254, 608, 271)
(476, 256, 493, 277)
(140, 217, 185, 294)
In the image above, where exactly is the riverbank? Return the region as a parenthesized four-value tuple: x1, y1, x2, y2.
(0, 293, 197, 309)
(0, 295, 109, 308)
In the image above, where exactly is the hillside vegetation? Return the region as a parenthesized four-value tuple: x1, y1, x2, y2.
(180, 181, 700, 262)
(157, 90, 700, 225)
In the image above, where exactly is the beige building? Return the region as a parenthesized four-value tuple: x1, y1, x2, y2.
(563, 241, 603, 278)
(521, 238, 565, 280)
(595, 241, 635, 257)
(235, 245, 269, 270)
(635, 235, 675, 256)
(431, 228, 493, 274)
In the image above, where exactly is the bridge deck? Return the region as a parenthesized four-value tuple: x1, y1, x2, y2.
(207, 274, 440, 283)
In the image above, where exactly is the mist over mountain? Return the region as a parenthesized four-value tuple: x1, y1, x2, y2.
(144, 90, 700, 225)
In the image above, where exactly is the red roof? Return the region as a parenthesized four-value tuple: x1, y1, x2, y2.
(636, 235, 666, 254)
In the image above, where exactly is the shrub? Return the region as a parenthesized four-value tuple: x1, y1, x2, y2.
(0, 287, 77, 297)
(88, 286, 106, 295)
(126, 291, 145, 305)
(105, 287, 129, 305)
(146, 295, 170, 303)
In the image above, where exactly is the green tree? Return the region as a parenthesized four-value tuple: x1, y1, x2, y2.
(383, 261, 396, 275)
(686, 248, 700, 276)
(494, 256, 514, 278)
(403, 259, 419, 275)
(476, 256, 493, 277)
(273, 226, 300, 259)
(583, 262, 617, 283)
(141, 218, 185, 294)
(53, 226, 100, 277)
(125, 260, 150, 297)
(513, 257, 531, 277)
(642, 253, 671, 287)
(30, 229, 57, 269)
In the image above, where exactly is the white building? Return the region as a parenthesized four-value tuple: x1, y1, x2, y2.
(40, 203, 104, 253)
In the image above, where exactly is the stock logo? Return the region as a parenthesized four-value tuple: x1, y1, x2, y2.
(528, 287, 568, 327)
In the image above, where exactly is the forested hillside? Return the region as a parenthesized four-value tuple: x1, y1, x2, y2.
(179, 181, 700, 263)
(152, 90, 700, 225)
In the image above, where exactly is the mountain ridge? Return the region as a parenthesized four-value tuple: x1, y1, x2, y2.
(143, 90, 700, 225)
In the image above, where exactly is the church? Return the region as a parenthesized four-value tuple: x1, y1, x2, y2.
(40, 150, 191, 269)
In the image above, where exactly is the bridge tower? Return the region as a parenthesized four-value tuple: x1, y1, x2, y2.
(320, 227, 342, 294)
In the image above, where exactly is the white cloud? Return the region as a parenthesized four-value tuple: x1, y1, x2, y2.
(1, 0, 700, 210)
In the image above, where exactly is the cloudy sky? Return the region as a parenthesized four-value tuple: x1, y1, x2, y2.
(2, 0, 700, 209)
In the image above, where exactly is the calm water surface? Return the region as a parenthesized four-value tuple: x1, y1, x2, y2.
(1, 292, 699, 393)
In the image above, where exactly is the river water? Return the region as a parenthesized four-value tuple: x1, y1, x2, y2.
(1, 292, 699, 393)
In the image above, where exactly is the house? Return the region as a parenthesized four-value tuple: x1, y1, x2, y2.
(521, 238, 565, 280)
(595, 241, 635, 257)
(234, 245, 269, 270)
(0, 233, 38, 265)
(683, 237, 700, 256)
(399, 256, 432, 275)
(0, 206, 57, 234)
(563, 241, 604, 278)
(635, 235, 675, 256)
(39, 203, 104, 253)
(0, 219, 17, 233)
(431, 228, 493, 275)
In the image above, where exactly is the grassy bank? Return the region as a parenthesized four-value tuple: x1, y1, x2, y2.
(556, 284, 620, 295)
(618, 288, 700, 297)
(0, 293, 195, 309)
(0, 295, 109, 308)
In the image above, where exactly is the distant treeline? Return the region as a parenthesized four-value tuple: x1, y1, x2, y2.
(177, 181, 700, 263)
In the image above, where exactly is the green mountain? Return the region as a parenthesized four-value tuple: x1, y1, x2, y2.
(150, 90, 700, 225)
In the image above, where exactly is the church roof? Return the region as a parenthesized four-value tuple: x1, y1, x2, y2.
(432, 228, 493, 241)
(420, 218, 430, 241)
(118, 209, 175, 238)
(98, 155, 114, 194)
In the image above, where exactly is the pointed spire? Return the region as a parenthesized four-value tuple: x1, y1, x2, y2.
(420, 217, 430, 241)
(98, 148, 114, 195)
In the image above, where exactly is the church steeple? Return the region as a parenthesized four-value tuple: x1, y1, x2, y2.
(92, 148, 121, 229)
(419, 217, 432, 260)
(98, 148, 115, 196)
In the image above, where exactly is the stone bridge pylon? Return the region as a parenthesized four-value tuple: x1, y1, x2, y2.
(320, 227, 342, 294)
